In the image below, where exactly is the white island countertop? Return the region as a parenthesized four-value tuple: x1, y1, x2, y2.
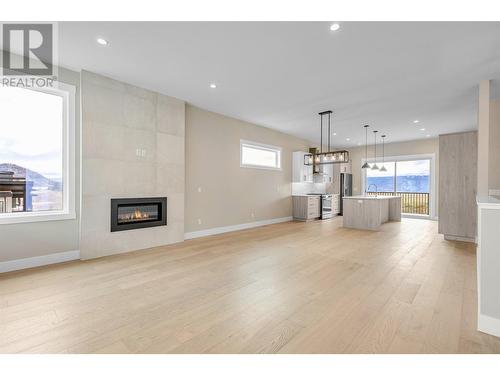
(343, 195, 401, 200)
(292, 194, 339, 197)
(476, 195, 500, 208)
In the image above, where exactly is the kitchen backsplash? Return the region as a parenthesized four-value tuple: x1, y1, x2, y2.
(292, 182, 328, 195)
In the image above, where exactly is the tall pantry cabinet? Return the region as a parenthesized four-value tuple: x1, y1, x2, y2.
(438, 131, 478, 241)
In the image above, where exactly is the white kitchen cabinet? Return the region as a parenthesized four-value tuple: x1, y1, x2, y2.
(292, 151, 313, 183)
(340, 161, 352, 174)
(293, 151, 350, 184)
(320, 164, 334, 183)
(311, 163, 334, 183)
(331, 194, 340, 215)
(323, 163, 349, 186)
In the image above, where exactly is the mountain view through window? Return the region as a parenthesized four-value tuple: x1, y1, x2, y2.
(0, 86, 63, 214)
(366, 159, 430, 193)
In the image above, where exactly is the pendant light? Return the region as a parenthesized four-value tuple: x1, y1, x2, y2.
(304, 111, 350, 167)
(379, 135, 387, 172)
(328, 111, 332, 160)
(361, 125, 370, 169)
(371, 130, 379, 170)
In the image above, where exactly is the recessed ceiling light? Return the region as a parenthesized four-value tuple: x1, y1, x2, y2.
(209, 83, 217, 89)
(333, 132, 337, 136)
(413, 120, 420, 124)
(426, 134, 431, 137)
(346, 138, 350, 141)
(97, 38, 109, 46)
(330, 23, 341, 32)
(420, 128, 426, 131)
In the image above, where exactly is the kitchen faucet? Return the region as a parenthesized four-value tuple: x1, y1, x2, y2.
(367, 184, 378, 195)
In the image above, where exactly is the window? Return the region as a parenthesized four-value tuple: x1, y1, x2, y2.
(0, 84, 75, 224)
(396, 160, 430, 193)
(240, 140, 281, 170)
(365, 159, 430, 194)
(363, 156, 433, 216)
(366, 162, 395, 192)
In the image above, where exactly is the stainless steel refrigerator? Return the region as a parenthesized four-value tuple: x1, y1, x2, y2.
(339, 173, 352, 216)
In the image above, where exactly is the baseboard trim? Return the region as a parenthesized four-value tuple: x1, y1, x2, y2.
(402, 214, 438, 221)
(444, 234, 476, 243)
(478, 314, 500, 338)
(0, 250, 80, 274)
(184, 216, 293, 240)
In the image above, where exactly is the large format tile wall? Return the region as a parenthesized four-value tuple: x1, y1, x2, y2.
(80, 71, 185, 259)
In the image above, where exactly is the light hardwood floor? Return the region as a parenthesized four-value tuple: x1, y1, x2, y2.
(1, 217, 500, 354)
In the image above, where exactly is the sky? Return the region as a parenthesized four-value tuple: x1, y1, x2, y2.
(367, 159, 430, 178)
(397, 160, 430, 176)
(0, 86, 63, 179)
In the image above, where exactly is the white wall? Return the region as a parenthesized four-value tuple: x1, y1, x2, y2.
(80, 71, 185, 259)
(0, 67, 81, 263)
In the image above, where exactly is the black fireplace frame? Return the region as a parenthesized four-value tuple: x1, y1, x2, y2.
(110, 197, 167, 232)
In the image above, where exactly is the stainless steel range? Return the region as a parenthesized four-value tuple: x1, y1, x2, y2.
(307, 193, 334, 219)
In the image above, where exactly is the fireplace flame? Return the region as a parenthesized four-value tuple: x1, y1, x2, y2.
(133, 209, 148, 220)
(119, 209, 150, 222)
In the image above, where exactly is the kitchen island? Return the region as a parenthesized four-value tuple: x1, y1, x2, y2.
(343, 195, 401, 230)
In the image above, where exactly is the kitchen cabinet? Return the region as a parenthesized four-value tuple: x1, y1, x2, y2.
(332, 194, 340, 215)
(343, 196, 402, 230)
(293, 196, 320, 221)
(331, 164, 350, 194)
(292, 151, 313, 183)
(293, 151, 351, 184)
(438, 131, 477, 241)
(319, 164, 333, 183)
(340, 161, 352, 174)
(312, 164, 332, 183)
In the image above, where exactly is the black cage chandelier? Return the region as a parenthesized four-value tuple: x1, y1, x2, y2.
(304, 110, 349, 166)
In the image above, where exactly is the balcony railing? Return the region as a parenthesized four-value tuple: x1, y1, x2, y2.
(0, 172, 32, 212)
(366, 191, 430, 215)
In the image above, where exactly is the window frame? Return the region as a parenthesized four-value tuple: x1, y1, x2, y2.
(361, 153, 436, 219)
(240, 140, 282, 171)
(0, 82, 76, 225)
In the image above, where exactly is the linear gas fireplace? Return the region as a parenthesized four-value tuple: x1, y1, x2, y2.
(111, 197, 167, 232)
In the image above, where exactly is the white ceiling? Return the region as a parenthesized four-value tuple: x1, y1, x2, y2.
(58, 22, 500, 147)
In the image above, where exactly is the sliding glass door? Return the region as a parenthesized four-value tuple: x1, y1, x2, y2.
(365, 157, 432, 216)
